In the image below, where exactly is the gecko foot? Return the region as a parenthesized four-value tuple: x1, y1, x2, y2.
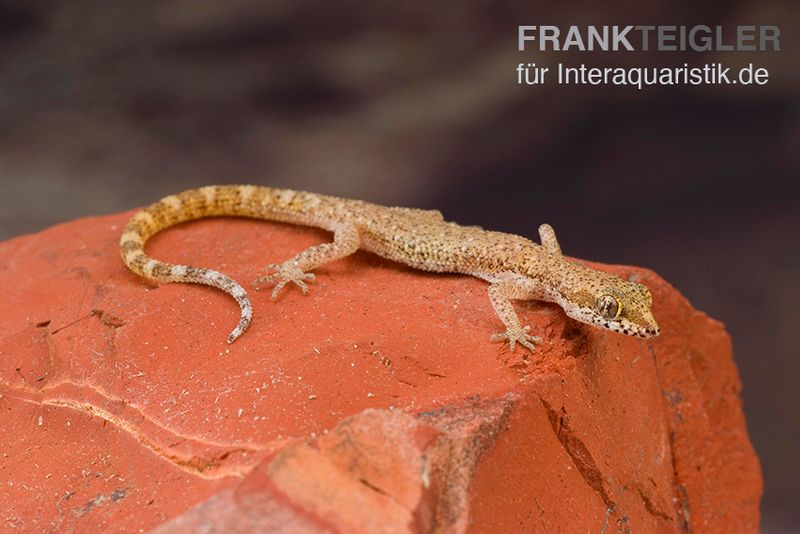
(490, 325, 542, 353)
(252, 262, 316, 300)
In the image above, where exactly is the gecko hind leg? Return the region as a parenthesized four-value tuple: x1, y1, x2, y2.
(254, 262, 316, 300)
(253, 223, 361, 300)
(487, 278, 543, 353)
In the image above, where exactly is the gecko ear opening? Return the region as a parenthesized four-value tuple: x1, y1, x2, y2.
(596, 295, 621, 320)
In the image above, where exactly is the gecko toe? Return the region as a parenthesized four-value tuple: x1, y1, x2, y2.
(258, 261, 317, 299)
(252, 273, 278, 289)
(491, 325, 541, 353)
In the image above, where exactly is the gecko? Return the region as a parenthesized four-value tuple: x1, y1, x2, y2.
(119, 185, 659, 350)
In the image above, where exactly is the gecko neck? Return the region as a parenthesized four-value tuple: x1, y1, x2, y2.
(514, 247, 593, 304)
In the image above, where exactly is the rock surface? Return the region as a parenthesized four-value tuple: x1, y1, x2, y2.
(0, 212, 762, 532)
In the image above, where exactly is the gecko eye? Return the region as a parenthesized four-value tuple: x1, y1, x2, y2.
(597, 295, 621, 320)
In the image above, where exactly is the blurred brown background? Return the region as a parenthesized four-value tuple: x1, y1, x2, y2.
(0, 1, 797, 530)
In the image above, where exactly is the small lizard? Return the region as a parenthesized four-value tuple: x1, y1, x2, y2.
(120, 185, 659, 350)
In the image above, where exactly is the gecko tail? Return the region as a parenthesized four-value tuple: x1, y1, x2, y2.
(226, 298, 252, 344)
(120, 236, 253, 342)
(156, 264, 253, 344)
(185, 267, 253, 344)
(119, 186, 268, 343)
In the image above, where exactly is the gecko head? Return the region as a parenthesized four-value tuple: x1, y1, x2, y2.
(558, 272, 660, 338)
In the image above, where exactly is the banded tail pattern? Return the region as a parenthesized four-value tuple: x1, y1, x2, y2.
(119, 185, 324, 343)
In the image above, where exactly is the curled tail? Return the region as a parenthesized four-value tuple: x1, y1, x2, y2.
(119, 185, 268, 343)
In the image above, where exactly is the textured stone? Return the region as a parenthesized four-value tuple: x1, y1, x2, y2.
(0, 212, 761, 532)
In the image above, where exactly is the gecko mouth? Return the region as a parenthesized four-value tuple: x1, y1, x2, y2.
(597, 318, 660, 338)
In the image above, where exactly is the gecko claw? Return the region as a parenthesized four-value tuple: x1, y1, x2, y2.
(253, 262, 316, 299)
(490, 325, 542, 353)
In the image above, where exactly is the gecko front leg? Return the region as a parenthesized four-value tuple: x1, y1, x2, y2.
(487, 277, 543, 352)
(538, 223, 561, 255)
(253, 223, 361, 299)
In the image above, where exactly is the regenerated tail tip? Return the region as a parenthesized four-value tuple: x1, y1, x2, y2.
(226, 317, 250, 344)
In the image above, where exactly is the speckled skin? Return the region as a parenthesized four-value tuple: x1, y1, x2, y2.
(120, 185, 660, 349)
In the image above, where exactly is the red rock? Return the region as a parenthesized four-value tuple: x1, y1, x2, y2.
(0, 212, 762, 532)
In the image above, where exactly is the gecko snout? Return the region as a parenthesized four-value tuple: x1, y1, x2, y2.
(638, 322, 660, 338)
